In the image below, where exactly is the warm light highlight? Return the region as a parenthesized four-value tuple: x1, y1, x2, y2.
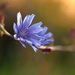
(60, 0, 75, 17)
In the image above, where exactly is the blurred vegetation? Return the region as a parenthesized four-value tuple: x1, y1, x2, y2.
(0, 0, 75, 75)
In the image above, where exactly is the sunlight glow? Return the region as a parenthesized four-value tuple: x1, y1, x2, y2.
(60, 0, 75, 17)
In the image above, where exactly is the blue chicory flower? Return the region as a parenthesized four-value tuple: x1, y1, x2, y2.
(13, 12, 54, 52)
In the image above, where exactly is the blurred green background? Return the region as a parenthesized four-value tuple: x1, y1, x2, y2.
(0, 0, 75, 75)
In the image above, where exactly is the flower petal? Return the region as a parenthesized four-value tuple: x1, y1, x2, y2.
(17, 12, 22, 26)
(20, 37, 25, 42)
(30, 45, 38, 52)
(38, 32, 54, 45)
(27, 22, 43, 33)
(25, 39, 38, 52)
(13, 23, 18, 33)
(37, 26, 48, 36)
(20, 40, 26, 48)
(27, 38, 41, 47)
(40, 38, 54, 44)
(47, 38, 54, 42)
(23, 14, 35, 29)
(25, 32, 41, 40)
(44, 32, 53, 38)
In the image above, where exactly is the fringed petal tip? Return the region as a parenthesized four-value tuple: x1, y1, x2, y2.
(23, 14, 35, 29)
(31, 45, 38, 52)
(17, 12, 22, 26)
(20, 40, 26, 48)
(27, 22, 43, 33)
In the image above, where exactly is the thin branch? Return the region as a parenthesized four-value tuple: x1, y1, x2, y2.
(39, 45, 75, 52)
(0, 24, 12, 37)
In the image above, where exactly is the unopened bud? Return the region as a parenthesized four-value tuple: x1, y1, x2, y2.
(0, 2, 8, 11)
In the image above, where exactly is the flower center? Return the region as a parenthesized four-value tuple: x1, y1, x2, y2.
(19, 29, 26, 37)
